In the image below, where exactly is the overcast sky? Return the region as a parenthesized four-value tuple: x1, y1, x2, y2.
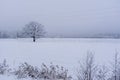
(0, 0, 120, 37)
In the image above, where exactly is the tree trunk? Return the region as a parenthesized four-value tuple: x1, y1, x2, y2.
(33, 36, 36, 42)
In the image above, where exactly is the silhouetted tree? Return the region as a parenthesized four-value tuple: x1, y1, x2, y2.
(23, 21, 45, 42)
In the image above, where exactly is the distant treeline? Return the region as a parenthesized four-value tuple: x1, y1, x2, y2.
(1, 21, 120, 39)
(1, 30, 120, 39)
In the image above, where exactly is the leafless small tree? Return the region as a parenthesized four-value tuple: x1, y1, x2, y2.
(22, 21, 45, 42)
(77, 52, 97, 80)
(109, 52, 120, 80)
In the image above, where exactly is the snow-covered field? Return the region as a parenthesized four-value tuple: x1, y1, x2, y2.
(0, 38, 120, 78)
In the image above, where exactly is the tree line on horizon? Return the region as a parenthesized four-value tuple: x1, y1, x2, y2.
(0, 21, 120, 42)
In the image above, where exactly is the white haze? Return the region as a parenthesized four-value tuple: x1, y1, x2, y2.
(0, 0, 120, 37)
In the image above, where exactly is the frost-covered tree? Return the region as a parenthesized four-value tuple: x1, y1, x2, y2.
(22, 21, 45, 42)
(77, 52, 97, 80)
(109, 52, 120, 80)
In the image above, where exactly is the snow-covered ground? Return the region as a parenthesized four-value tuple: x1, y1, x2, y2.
(0, 38, 120, 78)
(0, 75, 34, 80)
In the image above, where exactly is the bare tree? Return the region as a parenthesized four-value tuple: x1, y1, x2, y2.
(114, 52, 118, 80)
(109, 52, 120, 80)
(77, 52, 97, 80)
(23, 21, 45, 42)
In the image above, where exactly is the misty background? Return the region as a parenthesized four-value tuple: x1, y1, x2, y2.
(0, 0, 120, 37)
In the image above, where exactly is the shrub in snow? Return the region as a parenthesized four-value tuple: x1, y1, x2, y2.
(40, 63, 71, 80)
(96, 65, 109, 80)
(14, 62, 40, 79)
(0, 59, 10, 75)
(13, 62, 71, 80)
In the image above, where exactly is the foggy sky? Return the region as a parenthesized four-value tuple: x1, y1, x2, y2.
(0, 0, 120, 37)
